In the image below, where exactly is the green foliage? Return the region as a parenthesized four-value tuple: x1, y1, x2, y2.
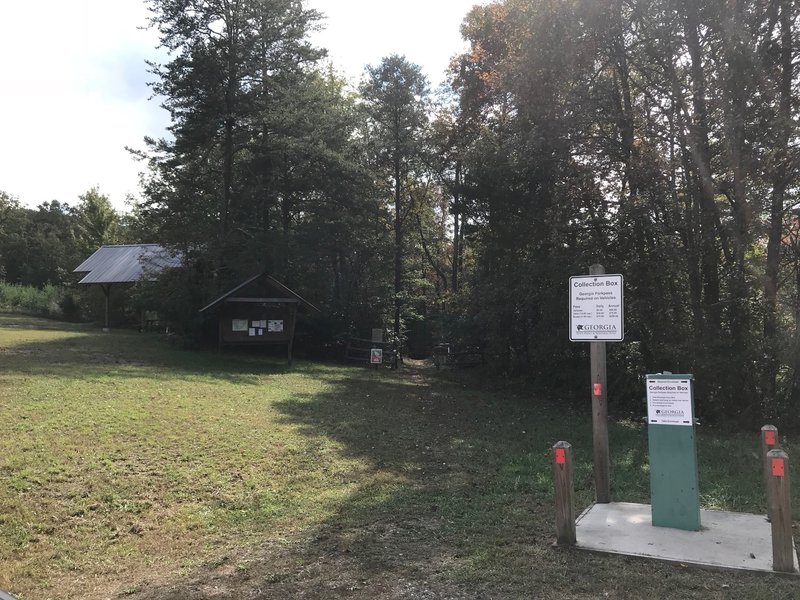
(74, 187, 121, 256)
(442, 0, 800, 425)
(135, 0, 392, 340)
(0, 188, 123, 291)
(57, 291, 83, 322)
(0, 200, 81, 287)
(0, 282, 70, 318)
(359, 55, 437, 346)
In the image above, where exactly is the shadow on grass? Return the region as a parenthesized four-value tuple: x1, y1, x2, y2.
(0, 322, 337, 386)
(129, 366, 794, 600)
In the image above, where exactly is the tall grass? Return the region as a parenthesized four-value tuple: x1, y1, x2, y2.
(0, 282, 69, 318)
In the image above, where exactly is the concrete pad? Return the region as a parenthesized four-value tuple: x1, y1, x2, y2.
(574, 502, 798, 574)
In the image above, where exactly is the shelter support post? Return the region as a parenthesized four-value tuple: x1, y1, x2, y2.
(100, 284, 112, 331)
(287, 303, 298, 365)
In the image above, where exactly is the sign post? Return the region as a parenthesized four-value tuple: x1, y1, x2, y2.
(646, 373, 700, 530)
(569, 264, 623, 503)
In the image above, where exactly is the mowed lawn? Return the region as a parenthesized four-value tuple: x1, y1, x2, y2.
(0, 314, 798, 600)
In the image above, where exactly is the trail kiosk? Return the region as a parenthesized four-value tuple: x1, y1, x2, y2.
(199, 272, 319, 364)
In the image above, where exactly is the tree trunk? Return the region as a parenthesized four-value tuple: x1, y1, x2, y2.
(719, 0, 754, 415)
(452, 160, 461, 293)
(219, 2, 239, 284)
(394, 126, 403, 342)
(682, 0, 722, 334)
(763, 0, 793, 406)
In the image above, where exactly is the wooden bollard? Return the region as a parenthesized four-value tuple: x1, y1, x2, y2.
(766, 448, 794, 572)
(553, 441, 576, 545)
(761, 425, 779, 521)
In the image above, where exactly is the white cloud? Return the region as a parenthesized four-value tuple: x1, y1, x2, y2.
(1, 0, 481, 212)
(307, 0, 481, 87)
(0, 0, 167, 211)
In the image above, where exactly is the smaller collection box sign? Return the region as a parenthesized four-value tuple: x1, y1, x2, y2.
(646, 378, 693, 426)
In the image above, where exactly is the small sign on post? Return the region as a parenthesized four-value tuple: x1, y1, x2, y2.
(370, 348, 383, 366)
(765, 430, 777, 446)
(646, 377, 693, 426)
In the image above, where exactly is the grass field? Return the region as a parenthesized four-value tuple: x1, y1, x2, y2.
(0, 313, 798, 599)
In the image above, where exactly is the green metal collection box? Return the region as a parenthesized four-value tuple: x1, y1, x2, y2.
(646, 373, 700, 531)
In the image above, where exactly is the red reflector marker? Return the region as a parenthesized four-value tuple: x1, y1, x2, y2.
(772, 458, 785, 477)
(555, 448, 566, 465)
(765, 430, 776, 446)
(593, 383, 602, 396)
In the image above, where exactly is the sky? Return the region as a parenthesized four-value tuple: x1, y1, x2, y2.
(1, 0, 482, 212)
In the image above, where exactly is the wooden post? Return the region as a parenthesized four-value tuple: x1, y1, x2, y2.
(766, 448, 794, 572)
(287, 303, 298, 366)
(589, 263, 610, 503)
(553, 441, 576, 545)
(761, 425, 779, 521)
(100, 284, 111, 331)
(217, 316, 224, 354)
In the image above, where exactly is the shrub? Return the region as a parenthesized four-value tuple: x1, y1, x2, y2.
(0, 282, 82, 320)
(58, 292, 83, 322)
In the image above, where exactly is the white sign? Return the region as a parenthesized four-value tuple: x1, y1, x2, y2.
(268, 320, 284, 332)
(569, 274, 624, 341)
(646, 378, 693, 426)
(370, 348, 383, 364)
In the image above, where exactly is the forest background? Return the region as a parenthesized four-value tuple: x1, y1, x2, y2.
(1, 0, 799, 428)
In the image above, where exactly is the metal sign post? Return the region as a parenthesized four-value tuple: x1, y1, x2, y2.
(646, 373, 700, 531)
(569, 264, 624, 503)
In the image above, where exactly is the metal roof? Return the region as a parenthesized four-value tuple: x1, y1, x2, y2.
(199, 272, 320, 313)
(74, 244, 182, 284)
